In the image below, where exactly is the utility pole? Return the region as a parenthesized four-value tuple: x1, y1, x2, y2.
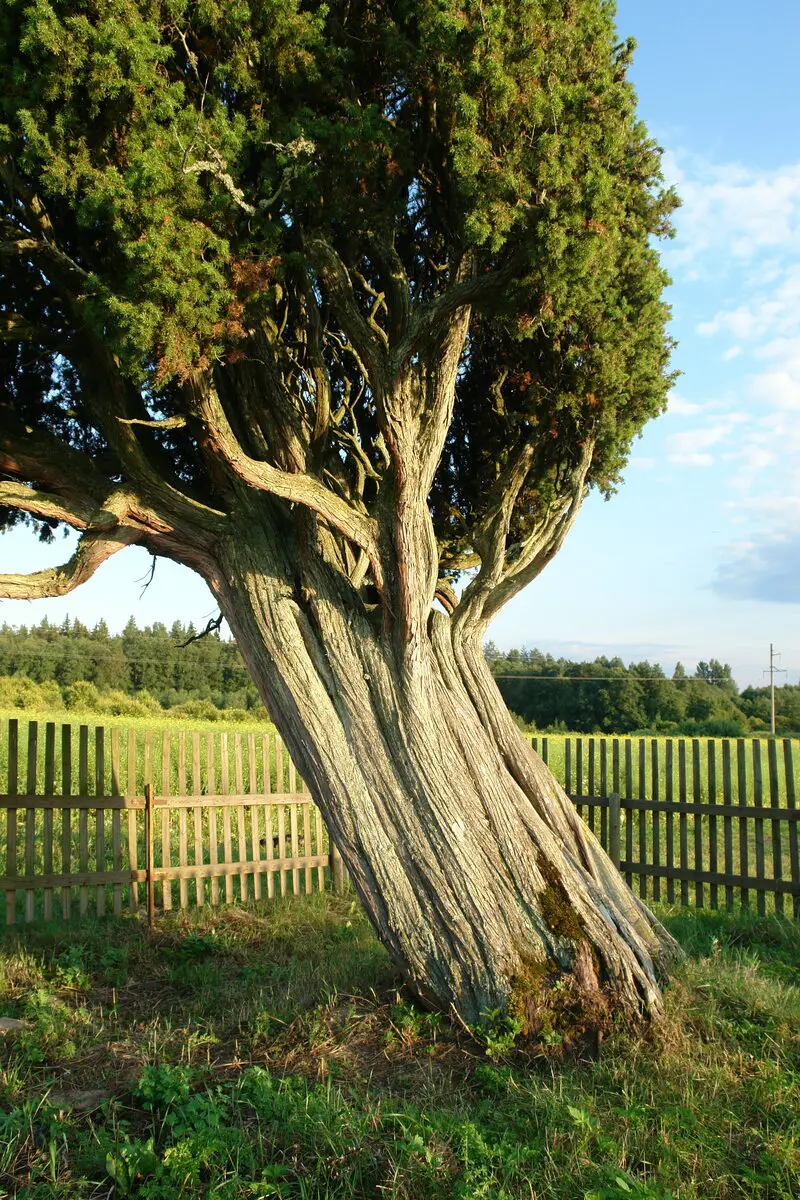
(764, 644, 787, 735)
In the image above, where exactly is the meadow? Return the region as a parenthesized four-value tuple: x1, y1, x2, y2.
(0, 893, 798, 1198)
(2, 713, 798, 924)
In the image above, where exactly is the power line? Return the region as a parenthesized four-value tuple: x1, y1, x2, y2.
(492, 673, 732, 685)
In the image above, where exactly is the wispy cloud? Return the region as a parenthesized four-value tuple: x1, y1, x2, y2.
(712, 532, 800, 604)
(662, 152, 800, 270)
(662, 148, 800, 599)
(666, 416, 749, 466)
(666, 391, 703, 416)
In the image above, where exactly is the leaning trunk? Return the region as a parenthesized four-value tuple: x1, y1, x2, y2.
(208, 515, 678, 1032)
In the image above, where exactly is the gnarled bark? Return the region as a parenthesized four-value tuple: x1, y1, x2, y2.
(207, 511, 678, 1031)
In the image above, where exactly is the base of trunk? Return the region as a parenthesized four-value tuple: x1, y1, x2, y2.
(212, 529, 680, 1032)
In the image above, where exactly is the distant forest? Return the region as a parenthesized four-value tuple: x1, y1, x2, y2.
(486, 643, 800, 736)
(0, 618, 797, 735)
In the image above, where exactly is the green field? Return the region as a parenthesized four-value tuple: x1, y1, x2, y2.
(1, 716, 799, 924)
(0, 894, 799, 1198)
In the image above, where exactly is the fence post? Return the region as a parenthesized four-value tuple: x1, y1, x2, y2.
(330, 838, 345, 895)
(608, 791, 621, 870)
(144, 783, 155, 929)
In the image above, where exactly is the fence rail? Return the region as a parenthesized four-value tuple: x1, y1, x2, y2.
(0, 718, 345, 926)
(533, 734, 800, 918)
(1, 719, 798, 926)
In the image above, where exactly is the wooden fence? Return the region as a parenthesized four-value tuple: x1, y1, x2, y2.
(533, 734, 800, 919)
(0, 718, 345, 927)
(0, 719, 798, 926)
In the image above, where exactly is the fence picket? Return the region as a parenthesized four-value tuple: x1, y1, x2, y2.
(127, 729, 139, 913)
(192, 733, 204, 908)
(587, 739, 596, 834)
(290, 801, 300, 895)
(707, 740, 718, 909)
(25, 722, 38, 922)
(638, 738, 647, 901)
(221, 734, 234, 905)
(737, 739, 749, 908)
(768, 738, 783, 918)
(5, 719, 18, 926)
(278, 799, 288, 897)
(161, 730, 172, 911)
(111, 729, 122, 916)
(665, 739, 675, 904)
(565, 738, 572, 803)
(575, 738, 583, 821)
(248, 734, 261, 902)
(43, 722, 56, 920)
(234, 734, 249, 902)
(315, 805, 325, 891)
(678, 740, 688, 906)
(624, 739, 633, 887)
(651, 738, 661, 902)
(722, 740, 734, 909)
(62, 724, 72, 919)
(599, 739, 608, 851)
(95, 727, 106, 918)
(692, 739, 703, 908)
(785, 739, 799, 920)
(263, 732, 274, 900)
(752, 739, 765, 916)
(177, 732, 188, 910)
(78, 725, 89, 916)
(207, 732, 219, 907)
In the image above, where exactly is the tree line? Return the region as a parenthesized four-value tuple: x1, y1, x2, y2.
(485, 643, 800, 736)
(0, 617, 263, 720)
(0, 618, 796, 734)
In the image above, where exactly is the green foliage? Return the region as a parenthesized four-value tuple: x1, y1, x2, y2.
(2, 0, 675, 572)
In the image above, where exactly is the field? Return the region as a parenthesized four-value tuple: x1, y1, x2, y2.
(0, 893, 799, 1199)
(2, 715, 798, 926)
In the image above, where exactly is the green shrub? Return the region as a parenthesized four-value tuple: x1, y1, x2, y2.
(0, 675, 65, 710)
(63, 680, 102, 711)
(168, 699, 220, 721)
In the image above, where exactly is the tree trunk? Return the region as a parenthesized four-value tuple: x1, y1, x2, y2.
(207, 512, 679, 1034)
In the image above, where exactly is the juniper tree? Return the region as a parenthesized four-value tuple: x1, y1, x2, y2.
(0, 0, 680, 1029)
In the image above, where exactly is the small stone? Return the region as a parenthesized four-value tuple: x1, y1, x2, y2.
(0, 1017, 26, 1034)
(48, 1088, 114, 1112)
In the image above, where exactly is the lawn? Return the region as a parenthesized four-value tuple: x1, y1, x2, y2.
(1, 894, 799, 1198)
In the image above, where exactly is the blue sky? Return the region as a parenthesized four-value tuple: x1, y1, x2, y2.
(2, 0, 799, 687)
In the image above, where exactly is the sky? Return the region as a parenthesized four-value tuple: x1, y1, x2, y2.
(2, 0, 799, 688)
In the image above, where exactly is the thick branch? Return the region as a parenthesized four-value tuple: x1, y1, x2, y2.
(454, 439, 595, 631)
(309, 240, 388, 392)
(0, 428, 111, 507)
(0, 482, 104, 529)
(195, 380, 385, 589)
(0, 526, 141, 599)
(397, 256, 518, 365)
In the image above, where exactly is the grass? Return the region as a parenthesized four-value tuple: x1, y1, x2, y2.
(0, 895, 799, 1198)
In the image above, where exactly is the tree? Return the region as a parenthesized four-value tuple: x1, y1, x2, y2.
(0, 0, 680, 1030)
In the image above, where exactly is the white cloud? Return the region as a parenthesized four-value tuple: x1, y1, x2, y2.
(671, 452, 715, 467)
(666, 392, 702, 416)
(663, 153, 800, 270)
(666, 417, 747, 466)
(723, 346, 742, 361)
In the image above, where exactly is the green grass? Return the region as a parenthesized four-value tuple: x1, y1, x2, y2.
(1, 895, 799, 1198)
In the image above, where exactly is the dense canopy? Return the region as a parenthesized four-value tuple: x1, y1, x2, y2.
(1, 0, 675, 615)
